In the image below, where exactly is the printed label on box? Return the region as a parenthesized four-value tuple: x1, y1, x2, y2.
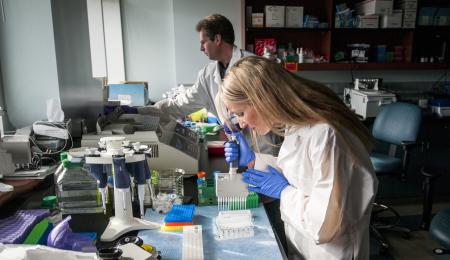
(265, 6, 285, 27)
(252, 13, 264, 27)
(285, 6, 304, 28)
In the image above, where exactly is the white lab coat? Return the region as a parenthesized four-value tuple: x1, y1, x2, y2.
(254, 123, 377, 260)
(146, 46, 252, 119)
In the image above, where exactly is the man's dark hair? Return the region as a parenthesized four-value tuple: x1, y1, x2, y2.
(196, 14, 235, 45)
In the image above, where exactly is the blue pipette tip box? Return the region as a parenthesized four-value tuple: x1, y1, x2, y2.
(164, 204, 196, 223)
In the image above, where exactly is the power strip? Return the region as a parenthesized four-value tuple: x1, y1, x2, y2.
(182, 225, 203, 260)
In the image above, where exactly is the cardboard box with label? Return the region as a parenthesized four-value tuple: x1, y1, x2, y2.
(285, 6, 304, 28)
(356, 14, 380, 28)
(355, 0, 393, 15)
(265, 6, 285, 28)
(381, 9, 403, 28)
(252, 13, 264, 28)
(108, 82, 148, 107)
(396, 0, 417, 10)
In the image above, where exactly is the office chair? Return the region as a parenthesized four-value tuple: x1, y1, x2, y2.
(369, 102, 422, 251)
(429, 208, 450, 255)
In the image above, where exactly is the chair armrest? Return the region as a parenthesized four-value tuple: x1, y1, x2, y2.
(400, 140, 417, 149)
(421, 165, 444, 179)
(399, 140, 419, 181)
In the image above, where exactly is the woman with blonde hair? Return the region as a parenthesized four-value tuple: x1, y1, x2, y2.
(219, 56, 378, 260)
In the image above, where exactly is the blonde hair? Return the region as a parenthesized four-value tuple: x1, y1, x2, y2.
(216, 56, 374, 154)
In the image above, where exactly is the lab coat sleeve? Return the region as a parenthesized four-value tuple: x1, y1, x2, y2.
(280, 129, 351, 244)
(254, 153, 278, 171)
(146, 67, 212, 119)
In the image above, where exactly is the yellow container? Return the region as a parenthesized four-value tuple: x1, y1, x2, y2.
(189, 108, 207, 122)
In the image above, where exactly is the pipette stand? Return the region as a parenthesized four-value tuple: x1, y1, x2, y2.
(100, 185, 159, 242)
(85, 137, 160, 242)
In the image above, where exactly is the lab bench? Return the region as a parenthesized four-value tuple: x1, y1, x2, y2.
(0, 133, 287, 259)
(138, 205, 284, 260)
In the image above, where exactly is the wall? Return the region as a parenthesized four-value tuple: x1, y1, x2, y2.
(172, 0, 242, 88)
(121, 0, 242, 102)
(121, 0, 177, 102)
(0, 0, 60, 128)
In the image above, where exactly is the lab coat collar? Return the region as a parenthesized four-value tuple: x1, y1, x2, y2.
(213, 45, 242, 85)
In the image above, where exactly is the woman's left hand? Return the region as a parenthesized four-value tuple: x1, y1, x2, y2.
(242, 165, 289, 199)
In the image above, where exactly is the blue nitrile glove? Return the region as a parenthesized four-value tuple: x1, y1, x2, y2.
(224, 132, 256, 167)
(242, 166, 289, 199)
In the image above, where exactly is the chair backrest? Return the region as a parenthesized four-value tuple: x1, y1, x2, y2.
(372, 102, 422, 145)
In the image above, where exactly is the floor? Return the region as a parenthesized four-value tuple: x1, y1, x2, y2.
(380, 201, 450, 260)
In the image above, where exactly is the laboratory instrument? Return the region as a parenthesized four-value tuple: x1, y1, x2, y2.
(81, 118, 200, 175)
(83, 136, 159, 241)
(344, 78, 396, 119)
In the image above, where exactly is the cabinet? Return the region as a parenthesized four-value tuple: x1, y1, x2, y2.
(243, 0, 450, 70)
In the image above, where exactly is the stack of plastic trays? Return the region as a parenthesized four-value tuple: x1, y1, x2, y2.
(56, 158, 103, 215)
(0, 209, 50, 244)
(161, 204, 195, 231)
(215, 210, 254, 240)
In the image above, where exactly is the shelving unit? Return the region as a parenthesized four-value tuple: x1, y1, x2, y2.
(243, 0, 450, 71)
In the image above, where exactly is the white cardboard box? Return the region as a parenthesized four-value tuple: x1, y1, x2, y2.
(396, 0, 417, 9)
(403, 10, 417, 20)
(356, 14, 380, 28)
(403, 19, 416, 28)
(265, 6, 285, 27)
(252, 13, 264, 28)
(355, 0, 393, 15)
(285, 6, 304, 28)
(381, 9, 403, 28)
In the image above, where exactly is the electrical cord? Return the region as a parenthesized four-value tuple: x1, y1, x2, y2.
(31, 121, 73, 155)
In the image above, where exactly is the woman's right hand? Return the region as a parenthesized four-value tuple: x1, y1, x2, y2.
(224, 132, 255, 167)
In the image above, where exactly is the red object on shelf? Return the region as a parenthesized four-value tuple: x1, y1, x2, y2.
(254, 38, 277, 56)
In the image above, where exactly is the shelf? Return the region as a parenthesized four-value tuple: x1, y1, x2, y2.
(296, 62, 450, 71)
(333, 28, 415, 32)
(246, 27, 330, 32)
(243, 0, 450, 71)
(414, 26, 450, 34)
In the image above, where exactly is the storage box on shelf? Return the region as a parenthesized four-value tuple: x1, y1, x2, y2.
(355, 0, 394, 16)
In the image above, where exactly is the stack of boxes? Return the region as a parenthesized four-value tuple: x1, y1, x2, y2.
(381, 9, 403, 28)
(249, 5, 304, 28)
(355, 0, 394, 28)
(396, 0, 417, 28)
